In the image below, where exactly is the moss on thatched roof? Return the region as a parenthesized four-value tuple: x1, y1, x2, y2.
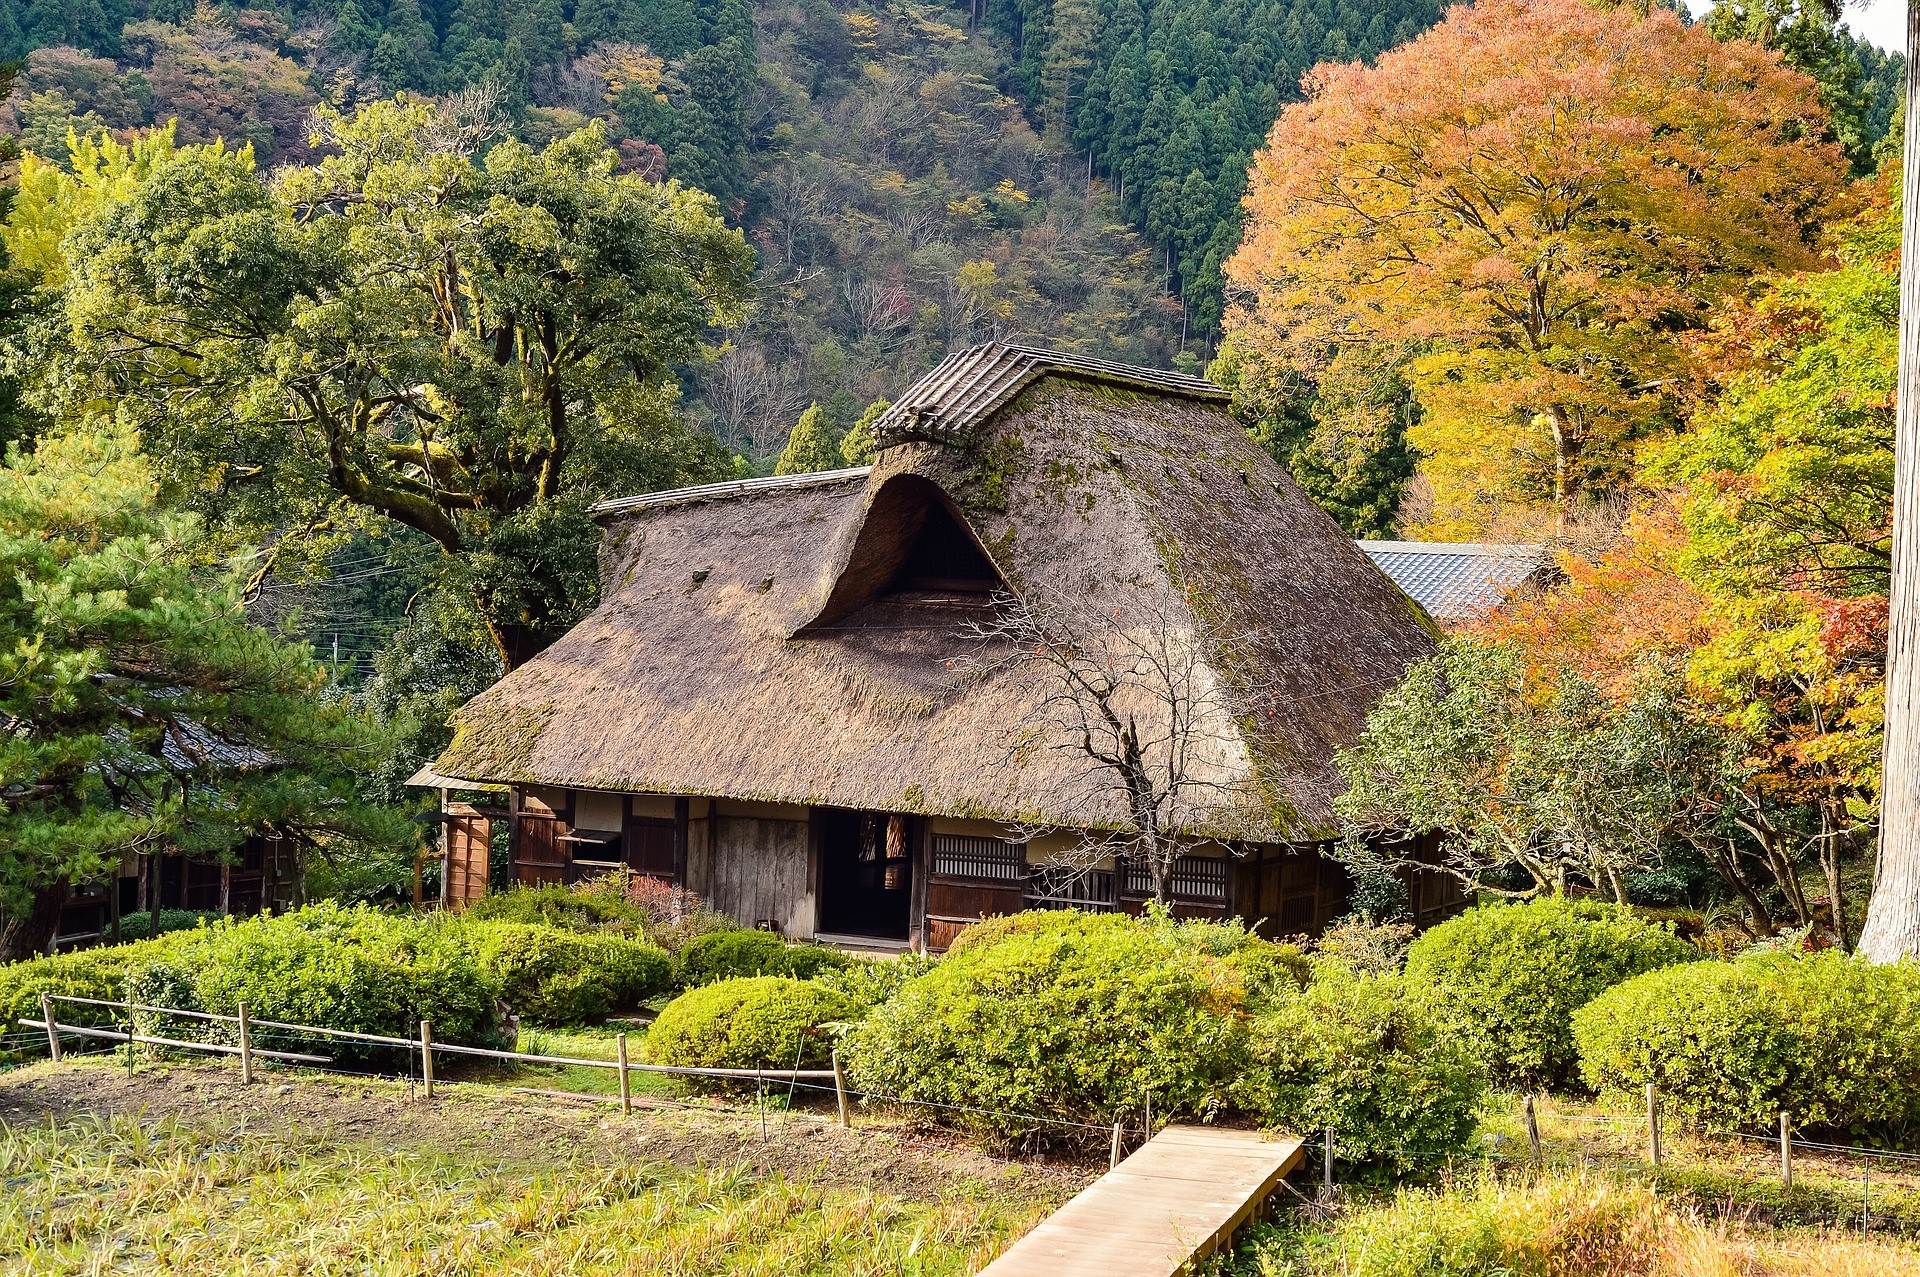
(434, 345, 1435, 840)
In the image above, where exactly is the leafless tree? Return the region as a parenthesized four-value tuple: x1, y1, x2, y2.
(956, 583, 1266, 905)
(703, 341, 808, 457)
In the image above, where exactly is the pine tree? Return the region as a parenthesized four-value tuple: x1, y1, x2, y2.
(774, 402, 840, 474)
(0, 427, 407, 961)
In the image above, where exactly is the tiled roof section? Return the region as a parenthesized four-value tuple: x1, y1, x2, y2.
(589, 467, 872, 519)
(1359, 541, 1551, 622)
(872, 343, 1230, 448)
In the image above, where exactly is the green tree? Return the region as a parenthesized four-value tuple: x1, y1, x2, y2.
(0, 427, 408, 962)
(838, 398, 889, 467)
(36, 99, 755, 670)
(773, 402, 839, 474)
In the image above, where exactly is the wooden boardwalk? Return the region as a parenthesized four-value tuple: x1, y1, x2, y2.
(978, 1125, 1305, 1277)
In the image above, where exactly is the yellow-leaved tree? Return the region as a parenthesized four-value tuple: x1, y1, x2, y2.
(1222, 0, 1847, 536)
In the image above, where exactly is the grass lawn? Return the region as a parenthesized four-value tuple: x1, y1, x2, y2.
(0, 1058, 1066, 1277)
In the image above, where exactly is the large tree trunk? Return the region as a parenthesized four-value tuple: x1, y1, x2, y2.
(0, 881, 73, 964)
(1861, 0, 1920, 963)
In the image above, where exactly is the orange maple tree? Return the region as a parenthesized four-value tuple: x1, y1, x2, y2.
(1223, 0, 1847, 536)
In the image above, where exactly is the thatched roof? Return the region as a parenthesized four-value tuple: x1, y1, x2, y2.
(434, 343, 1437, 841)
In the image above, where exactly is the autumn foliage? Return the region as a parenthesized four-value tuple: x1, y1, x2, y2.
(1224, 0, 1846, 536)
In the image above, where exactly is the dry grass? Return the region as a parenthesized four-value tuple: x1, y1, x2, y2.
(1220, 1174, 1920, 1277)
(0, 1112, 1050, 1276)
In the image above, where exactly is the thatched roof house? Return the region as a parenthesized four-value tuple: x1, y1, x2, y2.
(429, 344, 1447, 948)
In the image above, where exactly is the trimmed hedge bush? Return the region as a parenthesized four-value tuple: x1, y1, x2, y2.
(0, 932, 198, 1030)
(465, 880, 649, 936)
(118, 910, 222, 938)
(674, 929, 851, 986)
(1404, 898, 1696, 1088)
(1573, 951, 1920, 1140)
(1235, 960, 1485, 1170)
(643, 976, 858, 1070)
(183, 904, 507, 1056)
(465, 923, 672, 1025)
(841, 910, 1259, 1134)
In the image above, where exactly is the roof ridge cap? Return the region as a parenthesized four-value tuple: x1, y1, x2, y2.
(589, 467, 872, 518)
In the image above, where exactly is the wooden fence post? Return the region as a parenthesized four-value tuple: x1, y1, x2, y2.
(238, 1002, 252, 1086)
(1524, 1094, 1542, 1164)
(420, 1019, 434, 1100)
(831, 1049, 850, 1130)
(616, 1032, 631, 1116)
(38, 991, 60, 1063)
(1780, 1112, 1792, 1186)
(1110, 1120, 1123, 1170)
(1323, 1127, 1335, 1195)
(1646, 1082, 1662, 1169)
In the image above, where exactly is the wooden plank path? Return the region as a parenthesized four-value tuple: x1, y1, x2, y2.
(978, 1125, 1305, 1277)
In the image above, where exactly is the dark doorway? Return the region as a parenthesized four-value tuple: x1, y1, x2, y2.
(818, 809, 914, 939)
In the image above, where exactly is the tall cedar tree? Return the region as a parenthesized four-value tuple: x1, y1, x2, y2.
(1223, 0, 1845, 537)
(0, 427, 408, 961)
(24, 100, 754, 670)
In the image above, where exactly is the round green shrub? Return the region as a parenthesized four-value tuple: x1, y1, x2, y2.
(1403, 898, 1696, 1089)
(808, 952, 938, 1010)
(643, 976, 858, 1070)
(1234, 960, 1486, 1170)
(180, 904, 506, 1057)
(841, 910, 1252, 1135)
(1573, 951, 1920, 1141)
(465, 922, 672, 1025)
(674, 929, 850, 986)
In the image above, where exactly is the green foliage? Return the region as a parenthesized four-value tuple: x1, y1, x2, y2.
(1235, 959, 1485, 1170)
(805, 952, 938, 1011)
(0, 932, 192, 1029)
(461, 921, 672, 1025)
(115, 910, 219, 939)
(838, 400, 888, 468)
(1404, 898, 1696, 1090)
(1337, 640, 1737, 901)
(1573, 950, 1920, 1140)
(841, 910, 1257, 1133)
(772, 403, 840, 475)
(30, 100, 753, 671)
(642, 975, 857, 1070)
(0, 426, 408, 957)
(466, 880, 651, 937)
(675, 929, 850, 986)
(179, 904, 506, 1056)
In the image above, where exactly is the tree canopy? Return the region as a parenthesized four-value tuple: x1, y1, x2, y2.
(15, 97, 756, 669)
(1223, 0, 1846, 537)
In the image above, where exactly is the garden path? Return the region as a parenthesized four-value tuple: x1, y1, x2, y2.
(976, 1124, 1304, 1276)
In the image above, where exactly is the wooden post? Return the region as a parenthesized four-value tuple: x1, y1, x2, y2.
(1524, 1094, 1542, 1164)
(419, 1019, 434, 1099)
(831, 1049, 850, 1130)
(39, 991, 60, 1063)
(1780, 1112, 1792, 1186)
(1323, 1126, 1334, 1194)
(238, 1002, 253, 1085)
(616, 1032, 632, 1115)
(1110, 1120, 1124, 1171)
(1646, 1082, 1662, 1168)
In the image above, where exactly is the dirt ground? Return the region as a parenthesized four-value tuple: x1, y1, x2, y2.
(0, 1057, 1087, 1204)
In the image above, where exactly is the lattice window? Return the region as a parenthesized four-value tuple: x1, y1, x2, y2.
(932, 834, 1026, 883)
(1124, 855, 1228, 902)
(1025, 865, 1116, 912)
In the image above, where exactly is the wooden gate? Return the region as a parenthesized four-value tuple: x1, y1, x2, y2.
(516, 811, 569, 885)
(444, 804, 492, 909)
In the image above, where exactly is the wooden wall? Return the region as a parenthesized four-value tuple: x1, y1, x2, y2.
(688, 800, 816, 938)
